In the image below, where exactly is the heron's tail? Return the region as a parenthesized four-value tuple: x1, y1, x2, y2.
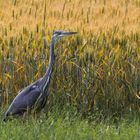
(3, 111, 9, 122)
(3, 117, 7, 122)
(3, 115, 8, 122)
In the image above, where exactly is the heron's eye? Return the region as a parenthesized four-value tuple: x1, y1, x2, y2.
(56, 32, 61, 36)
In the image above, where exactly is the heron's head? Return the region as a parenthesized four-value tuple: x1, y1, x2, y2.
(52, 30, 77, 42)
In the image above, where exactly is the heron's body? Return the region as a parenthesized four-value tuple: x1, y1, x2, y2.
(5, 79, 45, 116)
(4, 30, 77, 121)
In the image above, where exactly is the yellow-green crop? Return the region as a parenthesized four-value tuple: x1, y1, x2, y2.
(0, 0, 140, 116)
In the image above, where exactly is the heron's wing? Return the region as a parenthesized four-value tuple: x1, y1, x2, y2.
(5, 80, 42, 116)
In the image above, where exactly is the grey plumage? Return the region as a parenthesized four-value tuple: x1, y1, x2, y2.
(3, 30, 77, 121)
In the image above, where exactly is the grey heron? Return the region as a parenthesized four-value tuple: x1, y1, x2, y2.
(3, 30, 77, 121)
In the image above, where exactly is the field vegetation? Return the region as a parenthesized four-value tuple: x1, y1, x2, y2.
(0, 0, 140, 139)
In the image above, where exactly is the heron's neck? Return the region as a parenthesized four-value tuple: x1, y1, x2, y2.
(41, 38, 55, 93)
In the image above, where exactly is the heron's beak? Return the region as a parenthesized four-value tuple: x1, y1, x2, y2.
(61, 31, 77, 36)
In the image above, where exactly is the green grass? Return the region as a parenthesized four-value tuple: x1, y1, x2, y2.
(0, 0, 140, 115)
(0, 114, 140, 140)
